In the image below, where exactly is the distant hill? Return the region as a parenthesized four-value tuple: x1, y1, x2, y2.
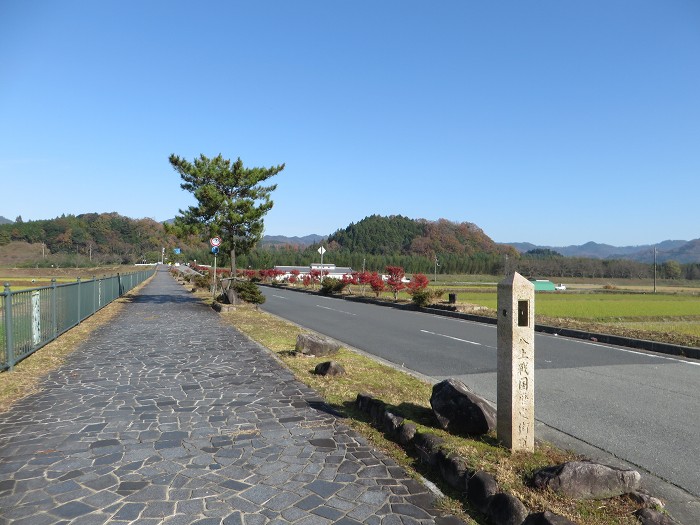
(328, 215, 515, 258)
(504, 239, 698, 263)
(261, 234, 325, 247)
(0, 216, 13, 225)
(626, 239, 700, 264)
(0, 212, 205, 265)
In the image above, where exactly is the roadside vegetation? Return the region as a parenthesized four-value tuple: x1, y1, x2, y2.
(214, 296, 642, 525)
(0, 267, 700, 525)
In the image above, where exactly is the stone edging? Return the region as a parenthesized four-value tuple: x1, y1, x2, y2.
(354, 392, 676, 525)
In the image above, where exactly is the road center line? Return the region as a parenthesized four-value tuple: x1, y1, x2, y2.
(316, 305, 357, 316)
(272, 295, 287, 299)
(421, 329, 482, 346)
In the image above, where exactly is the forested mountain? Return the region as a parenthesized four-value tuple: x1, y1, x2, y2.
(261, 234, 324, 247)
(0, 216, 13, 225)
(0, 213, 205, 266)
(235, 215, 518, 274)
(327, 215, 514, 258)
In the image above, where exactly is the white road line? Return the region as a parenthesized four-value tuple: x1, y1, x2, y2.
(421, 329, 482, 346)
(272, 295, 287, 299)
(543, 333, 700, 366)
(316, 305, 357, 316)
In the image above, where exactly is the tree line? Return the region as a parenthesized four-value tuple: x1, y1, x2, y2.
(2, 206, 696, 280)
(0, 212, 200, 266)
(230, 245, 696, 280)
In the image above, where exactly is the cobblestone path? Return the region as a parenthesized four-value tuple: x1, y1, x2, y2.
(0, 269, 464, 525)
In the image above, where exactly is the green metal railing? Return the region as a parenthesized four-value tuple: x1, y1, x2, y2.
(1, 268, 155, 372)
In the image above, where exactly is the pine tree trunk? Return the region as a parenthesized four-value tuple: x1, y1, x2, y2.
(226, 244, 239, 304)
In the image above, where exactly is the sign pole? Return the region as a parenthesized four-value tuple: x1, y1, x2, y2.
(210, 237, 221, 298)
(317, 245, 326, 282)
(213, 254, 217, 297)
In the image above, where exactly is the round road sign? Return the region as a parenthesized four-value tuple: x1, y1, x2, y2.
(210, 237, 221, 247)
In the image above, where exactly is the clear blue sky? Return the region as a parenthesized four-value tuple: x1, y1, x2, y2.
(1, 1, 698, 247)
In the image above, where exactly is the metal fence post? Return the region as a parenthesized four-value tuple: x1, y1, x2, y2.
(51, 278, 57, 339)
(3, 283, 14, 371)
(77, 278, 81, 325)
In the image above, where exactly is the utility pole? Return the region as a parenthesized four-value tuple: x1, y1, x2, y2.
(653, 247, 657, 294)
(434, 256, 440, 283)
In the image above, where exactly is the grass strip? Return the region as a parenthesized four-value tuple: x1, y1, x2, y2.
(219, 301, 640, 525)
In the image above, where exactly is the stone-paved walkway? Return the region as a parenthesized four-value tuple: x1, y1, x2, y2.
(0, 269, 464, 525)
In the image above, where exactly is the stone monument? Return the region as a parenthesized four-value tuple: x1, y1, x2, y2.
(497, 272, 535, 452)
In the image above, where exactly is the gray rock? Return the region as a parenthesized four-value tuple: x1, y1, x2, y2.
(398, 422, 417, 445)
(487, 492, 529, 525)
(634, 508, 679, 525)
(532, 461, 641, 500)
(224, 288, 239, 305)
(355, 392, 374, 412)
(295, 333, 341, 356)
(523, 511, 579, 525)
(630, 490, 664, 510)
(354, 393, 386, 425)
(314, 361, 346, 376)
(413, 432, 445, 468)
(430, 378, 496, 435)
(382, 411, 404, 436)
(435, 449, 472, 491)
(467, 470, 498, 513)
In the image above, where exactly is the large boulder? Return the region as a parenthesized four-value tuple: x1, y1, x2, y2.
(532, 461, 641, 500)
(295, 333, 341, 356)
(430, 378, 496, 435)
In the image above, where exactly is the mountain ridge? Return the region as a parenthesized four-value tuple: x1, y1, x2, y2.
(3, 213, 698, 263)
(504, 239, 696, 263)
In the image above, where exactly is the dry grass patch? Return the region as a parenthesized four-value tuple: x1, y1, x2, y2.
(222, 303, 640, 525)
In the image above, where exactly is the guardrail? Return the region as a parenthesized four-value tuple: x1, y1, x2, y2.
(1, 269, 155, 372)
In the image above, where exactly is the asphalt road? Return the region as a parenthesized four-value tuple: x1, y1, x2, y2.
(259, 287, 700, 503)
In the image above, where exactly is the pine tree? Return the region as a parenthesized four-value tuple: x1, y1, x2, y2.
(168, 153, 285, 280)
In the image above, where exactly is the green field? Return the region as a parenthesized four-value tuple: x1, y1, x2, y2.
(453, 291, 700, 320)
(349, 278, 700, 347)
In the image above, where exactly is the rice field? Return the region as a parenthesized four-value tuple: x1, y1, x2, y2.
(424, 288, 700, 345)
(453, 291, 700, 321)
